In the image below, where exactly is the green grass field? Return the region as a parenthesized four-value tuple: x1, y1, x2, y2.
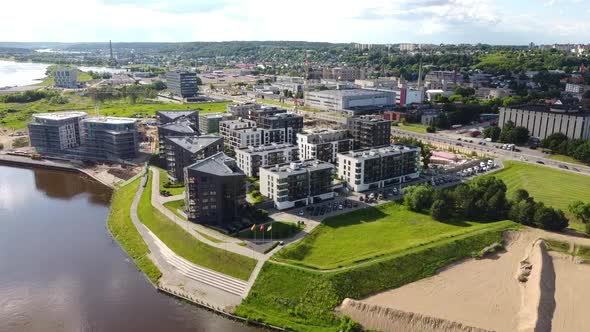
(276, 202, 516, 270)
(138, 175, 256, 281)
(238, 225, 513, 331)
(0, 93, 229, 129)
(489, 161, 590, 211)
(239, 221, 303, 240)
(396, 123, 429, 134)
(163, 199, 185, 219)
(156, 167, 184, 196)
(106, 177, 162, 283)
(548, 154, 589, 166)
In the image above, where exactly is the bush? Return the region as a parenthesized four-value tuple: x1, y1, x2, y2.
(339, 316, 363, 332)
(431, 199, 450, 220)
(403, 185, 434, 213)
(426, 126, 436, 133)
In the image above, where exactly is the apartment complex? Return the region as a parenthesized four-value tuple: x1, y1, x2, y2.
(235, 143, 299, 177)
(28, 112, 87, 153)
(347, 116, 392, 149)
(255, 112, 304, 144)
(184, 153, 246, 228)
(337, 145, 421, 192)
(219, 118, 286, 150)
(198, 112, 235, 134)
(80, 117, 138, 160)
(322, 67, 365, 81)
(297, 129, 354, 163)
(227, 103, 287, 121)
(54, 68, 78, 88)
(424, 71, 464, 90)
(259, 160, 335, 210)
(499, 105, 590, 140)
(156, 110, 199, 128)
(166, 71, 198, 98)
(306, 89, 395, 111)
(163, 135, 224, 182)
(157, 120, 197, 160)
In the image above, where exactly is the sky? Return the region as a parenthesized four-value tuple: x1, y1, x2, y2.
(1, 0, 589, 45)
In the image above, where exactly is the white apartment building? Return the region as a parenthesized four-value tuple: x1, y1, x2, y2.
(235, 143, 299, 177)
(259, 160, 335, 210)
(219, 119, 286, 150)
(337, 145, 421, 192)
(54, 68, 78, 88)
(297, 129, 353, 164)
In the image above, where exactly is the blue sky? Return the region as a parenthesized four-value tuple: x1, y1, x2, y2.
(1, 0, 589, 44)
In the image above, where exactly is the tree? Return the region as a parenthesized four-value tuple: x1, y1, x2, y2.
(512, 189, 530, 203)
(534, 205, 568, 231)
(483, 126, 501, 142)
(431, 199, 450, 220)
(403, 185, 434, 213)
(512, 126, 530, 145)
(568, 201, 590, 224)
(426, 126, 436, 133)
(453, 86, 476, 97)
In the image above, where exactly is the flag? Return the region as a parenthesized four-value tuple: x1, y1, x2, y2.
(267, 225, 272, 232)
(251, 224, 256, 231)
(259, 224, 265, 232)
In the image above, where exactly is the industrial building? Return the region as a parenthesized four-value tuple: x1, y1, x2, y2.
(28, 111, 87, 153)
(259, 160, 335, 210)
(305, 89, 395, 111)
(163, 135, 224, 182)
(337, 145, 421, 192)
(297, 129, 354, 164)
(235, 143, 299, 177)
(184, 153, 246, 229)
(198, 112, 235, 134)
(53, 68, 78, 88)
(166, 71, 198, 98)
(499, 105, 590, 140)
(346, 115, 392, 149)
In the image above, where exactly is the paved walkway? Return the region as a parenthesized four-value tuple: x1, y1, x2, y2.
(129, 174, 245, 308)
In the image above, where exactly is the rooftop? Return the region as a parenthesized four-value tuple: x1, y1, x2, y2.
(32, 111, 87, 121)
(166, 135, 222, 154)
(503, 104, 590, 116)
(309, 89, 393, 97)
(156, 110, 198, 121)
(237, 143, 297, 153)
(201, 112, 228, 119)
(339, 144, 420, 159)
(159, 120, 196, 134)
(82, 116, 136, 124)
(261, 159, 334, 175)
(187, 152, 243, 177)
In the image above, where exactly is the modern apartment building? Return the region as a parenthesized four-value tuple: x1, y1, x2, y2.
(322, 67, 365, 81)
(499, 105, 590, 140)
(337, 145, 421, 192)
(80, 117, 138, 160)
(166, 71, 198, 98)
(297, 129, 354, 163)
(255, 112, 304, 144)
(198, 112, 235, 134)
(259, 160, 335, 210)
(53, 68, 78, 88)
(156, 110, 199, 128)
(424, 71, 464, 90)
(157, 120, 197, 160)
(347, 116, 392, 149)
(227, 103, 287, 121)
(565, 83, 587, 96)
(235, 143, 299, 177)
(219, 118, 285, 150)
(28, 111, 87, 153)
(305, 89, 395, 111)
(184, 153, 246, 228)
(164, 135, 224, 182)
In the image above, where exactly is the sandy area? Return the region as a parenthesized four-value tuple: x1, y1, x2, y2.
(359, 228, 590, 332)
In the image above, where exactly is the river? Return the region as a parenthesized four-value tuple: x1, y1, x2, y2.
(0, 165, 256, 332)
(0, 60, 127, 88)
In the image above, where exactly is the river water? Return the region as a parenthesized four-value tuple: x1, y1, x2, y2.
(0, 165, 255, 332)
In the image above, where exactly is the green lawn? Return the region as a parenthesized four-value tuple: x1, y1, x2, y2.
(256, 98, 321, 113)
(488, 161, 590, 211)
(0, 93, 229, 129)
(163, 199, 185, 219)
(239, 221, 303, 240)
(156, 167, 184, 196)
(107, 177, 162, 283)
(276, 202, 517, 270)
(138, 175, 256, 281)
(396, 123, 429, 134)
(548, 154, 589, 166)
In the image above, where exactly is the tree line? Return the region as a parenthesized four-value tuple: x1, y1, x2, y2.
(403, 177, 569, 231)
(541, 132, 590, 164)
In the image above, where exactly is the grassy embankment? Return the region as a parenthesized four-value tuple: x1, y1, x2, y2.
(395, 123, 429, 134)
(236, 202, 518, 331)
(545, 239, 590, 262)
(156, 167, 184, 196)
(487, 161, 590, 232)
(36, 66, 94, 87)
(138, 175, 256, 281)
(256, 98, 322, 113)
(163, 199, 185, 219)
(548, 154, 589, 166)
(106, 177, 162, 283)
(0, 92, 229, 129)
(238, 221, 303, 240)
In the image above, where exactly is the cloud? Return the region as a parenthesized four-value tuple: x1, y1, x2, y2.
(98, 0, 234, 14)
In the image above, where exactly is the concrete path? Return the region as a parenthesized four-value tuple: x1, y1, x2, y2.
(129, 174, 245, 307)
